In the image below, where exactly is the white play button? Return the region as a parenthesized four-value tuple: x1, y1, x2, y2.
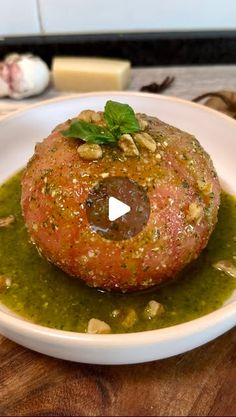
(108, 196, 131, 221)
(86, 176, 150, 241)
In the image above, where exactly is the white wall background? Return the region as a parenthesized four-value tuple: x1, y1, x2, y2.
(0, 0, 236, 37)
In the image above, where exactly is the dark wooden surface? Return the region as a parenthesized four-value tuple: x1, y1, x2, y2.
(1, 328, 236, 417)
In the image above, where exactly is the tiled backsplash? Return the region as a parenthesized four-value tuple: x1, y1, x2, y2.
(1, 0, 236, 37)
(0, 0, 40, 36)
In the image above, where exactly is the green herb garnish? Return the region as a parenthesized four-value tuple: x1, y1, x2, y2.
(63, 120, 115, 145)
(104, 100, 140, 137)
(62, 100, 140, 145)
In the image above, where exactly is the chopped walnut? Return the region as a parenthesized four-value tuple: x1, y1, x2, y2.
(197, 180, 213, 195)
(87, 318, 111, 334)
(91, 112, 101, 123)
(133, 132, 156, 152)
(213, 260, 236, 278)
(121, 308, 138, 329)
(136, 115, 148, 131)
(187, 202, 203, 223)
(0, 215, 15, 227)
(118, 134, 139, 156)
(78, 109, 95, 123)
(144, 300, 163, 319)
(77, 143, 103, 160)
(78, 109, 104, 125)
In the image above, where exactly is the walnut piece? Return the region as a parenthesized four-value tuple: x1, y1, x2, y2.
(87, 318, 111, 334)
(186, 202, 203, 223)
(0, 215, 15, 227)
(144, 300, 163, 319)
(78, 109, 104, 125)
(118, 134, 139, 156)
(136, 115, 148, 131)
(77, 143, 103, 160)
(213, 260, 236, 278)
(133, 132, 156, 152)
(197, 179, 213, 195)
(78, 109, 95, 123)
(121, 308, 138, 329)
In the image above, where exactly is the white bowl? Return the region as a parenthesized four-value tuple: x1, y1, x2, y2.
(0, 92, 236, 365)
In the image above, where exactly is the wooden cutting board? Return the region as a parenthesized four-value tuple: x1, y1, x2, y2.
(1, 329, 236, 416)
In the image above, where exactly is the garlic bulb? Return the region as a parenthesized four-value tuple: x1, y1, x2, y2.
(0, 62, 10, 96)
(0, 53, 50, 99)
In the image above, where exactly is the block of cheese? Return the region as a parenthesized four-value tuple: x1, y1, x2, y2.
(52, 57, 131, 92)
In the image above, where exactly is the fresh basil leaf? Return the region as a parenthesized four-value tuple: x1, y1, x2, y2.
(104, 100, 140, 136)
(62, 120, 116, 144)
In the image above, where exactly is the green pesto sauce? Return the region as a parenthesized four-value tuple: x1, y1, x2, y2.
(0, 172, 236, 334)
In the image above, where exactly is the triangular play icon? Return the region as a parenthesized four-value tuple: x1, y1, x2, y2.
(108, 196, 131, 221)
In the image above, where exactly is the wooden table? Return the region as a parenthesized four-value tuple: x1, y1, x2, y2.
(1, 65, 236, 416)
(1, 330, 236, 416)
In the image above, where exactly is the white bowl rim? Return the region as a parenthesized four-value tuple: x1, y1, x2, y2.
(0, 298, 236, 347)
(1, 90, 236, 127)
(0, 91, 236, 347)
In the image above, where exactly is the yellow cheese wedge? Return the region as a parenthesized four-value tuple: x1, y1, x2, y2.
(52, 57, 131, 92)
